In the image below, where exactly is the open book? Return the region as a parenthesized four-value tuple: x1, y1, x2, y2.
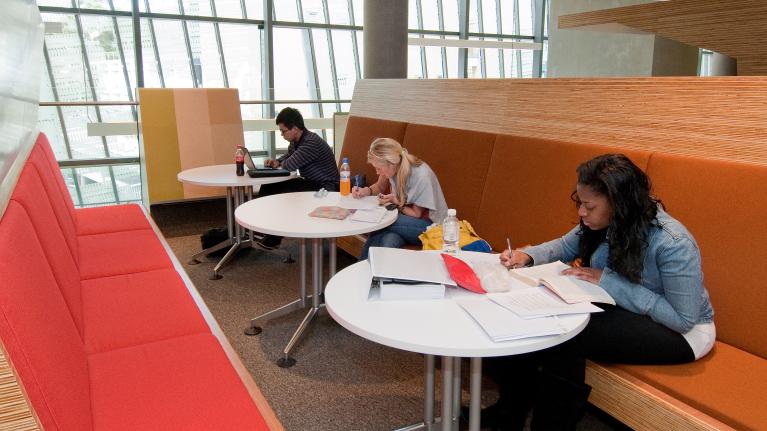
(509, 261, 615, 305)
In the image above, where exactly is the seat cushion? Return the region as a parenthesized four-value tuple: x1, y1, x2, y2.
(89, 333, 270, 431)
(82, 269, 209, 353)
(78, 230, 173, 280)
(475, 135, 652, 251)
(613, 342, 767, 431)
(402, 123, 497, 223)
(0, 202, 93, 431)
(77, 203, 151, 235)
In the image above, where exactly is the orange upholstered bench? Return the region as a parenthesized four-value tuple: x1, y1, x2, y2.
(0, 133, 282, 430)
(338, 115, 766, 431)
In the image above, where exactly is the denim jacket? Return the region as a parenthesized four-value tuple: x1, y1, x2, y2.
(521, 208, 714, 334)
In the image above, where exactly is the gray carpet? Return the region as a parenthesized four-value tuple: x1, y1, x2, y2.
(157, 202, 629, 431)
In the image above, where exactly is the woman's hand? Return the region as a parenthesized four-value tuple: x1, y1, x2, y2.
(351, 186, 369, 199)
(500, 250, 532, 269)
(377, 193, 398, 206)
(264, 159, 280, 168)
(561, 267, 603, 284)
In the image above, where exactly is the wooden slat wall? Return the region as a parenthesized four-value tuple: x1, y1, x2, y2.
(0, 347, 38, 431)
(558, 0, 767, 75)
(350, 77, 767, 166)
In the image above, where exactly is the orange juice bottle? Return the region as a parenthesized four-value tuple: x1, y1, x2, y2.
(340, 157, 351, 196)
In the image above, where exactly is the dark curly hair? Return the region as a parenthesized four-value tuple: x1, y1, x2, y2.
(573, 154, 662, 283)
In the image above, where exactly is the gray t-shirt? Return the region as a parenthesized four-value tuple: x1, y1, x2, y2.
(389, 162, 448, 223)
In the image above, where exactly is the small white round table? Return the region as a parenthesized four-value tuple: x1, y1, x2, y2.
(324, 259, 590, 431)
(235, 191, 398, 367)
(177, 164, 296, 279)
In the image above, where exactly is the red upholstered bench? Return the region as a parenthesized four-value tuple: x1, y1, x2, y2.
(0, 133, 282, 430)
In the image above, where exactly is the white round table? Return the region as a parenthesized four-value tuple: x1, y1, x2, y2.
(235, 191, 398, 367)
(325, 259, 590, 431)
(177, 164, 296, 279)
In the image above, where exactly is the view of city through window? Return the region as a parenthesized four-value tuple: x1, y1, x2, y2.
(37, 0, 549, 207)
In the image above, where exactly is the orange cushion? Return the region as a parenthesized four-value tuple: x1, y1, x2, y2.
(402, 124, 496, 223)
(647, 153, 767, 358)
(475, 135, 651, 251)
(613, 342, 767, 431)
(338, 116, 408, 185)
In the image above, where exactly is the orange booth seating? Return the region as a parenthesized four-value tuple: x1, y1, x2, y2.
(0, 133, 280, 430)
(338, 116, 767, 431)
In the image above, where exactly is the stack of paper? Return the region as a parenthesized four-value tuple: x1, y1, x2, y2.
(455, 297, 567, 342)
(487, 289, 602, 319)
(350, 207, 387, 223)
(379, 282, 446, 301)
(369, 247, 454, 285)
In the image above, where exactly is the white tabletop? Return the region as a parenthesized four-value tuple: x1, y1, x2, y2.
(235, 191, 398, 238)
(325, 259, 590, 358)
(177, 164, 296, 187)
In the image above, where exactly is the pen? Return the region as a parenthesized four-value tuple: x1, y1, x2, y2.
(506, 237, 513, 256)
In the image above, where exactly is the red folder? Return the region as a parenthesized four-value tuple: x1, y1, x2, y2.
(440, 253, 486, 294)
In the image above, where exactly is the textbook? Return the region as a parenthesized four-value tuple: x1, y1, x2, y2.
(509, 261, 615, 305)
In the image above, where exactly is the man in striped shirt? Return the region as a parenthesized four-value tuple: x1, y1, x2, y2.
(258, 107, 340, 249)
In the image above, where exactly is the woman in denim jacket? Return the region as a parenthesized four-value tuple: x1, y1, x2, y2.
(484, 154, 715, 431)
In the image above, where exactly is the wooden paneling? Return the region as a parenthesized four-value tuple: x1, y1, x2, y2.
(558, 0, 767, 75)
(350, 77, 767, 166)
(0, 347, 38, 431)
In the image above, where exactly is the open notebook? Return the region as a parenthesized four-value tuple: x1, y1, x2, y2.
(510, 261, 615, 305)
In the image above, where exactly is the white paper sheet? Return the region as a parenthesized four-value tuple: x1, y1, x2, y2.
(455, 297, 567, 342)
(487, 289, 602, 319)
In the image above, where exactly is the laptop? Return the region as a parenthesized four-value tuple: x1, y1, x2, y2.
(243, 148, 291, 178)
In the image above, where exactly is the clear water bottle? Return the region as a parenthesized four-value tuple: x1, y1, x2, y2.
(339, 157, 351, 196)
(442, 208, 459, 254)
(235, 145, 246, 176)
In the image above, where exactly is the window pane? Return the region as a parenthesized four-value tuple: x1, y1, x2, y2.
(485, 48, 501, 78)
(273, 28, 313, 100)
(38, 0, 72, 6)
(80, 15, 130, 101)
(424, 46, 444, 78)
(188, 21, 225, 88)
(421, 0, 440, 31)
(482, 0, 498, 34)
(408, 0, 418, 30)
(77, 0, 109, 9)
(61, 169, 81, 206)
(214, 0, 244, 19)
(219, 24, 261, 100)
(113, 164, 142, 202)
(134, 20, 163, 88)
(352, 0, 363, 25)
(444, 37, 458, 78)
(407, 45, 424, 78)
(519, 0, 534, 36)
(302, 0, 325, 23)
(72, 166, 117, 205)
(331, 30, 356, 99)
(275, 0, 299, 21)
(312, 31, 335, 100)
(327, 0, 351, 25)
(147, 0, 179, 14)
(153, 20, 194, 87)
(111, 0, 132, 11)
(467, 47, 481, 78)
(469, 0, 479, 32)
(243, 0, 263, 19)
(442, 0, 458, 32)
(101, 106, 138, 157)
(182, 0, 212, 16)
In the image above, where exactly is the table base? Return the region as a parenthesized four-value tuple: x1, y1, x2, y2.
(396, 356, 483, 431)
(245, 237, 336, 367)
(187, 186, 293, 279)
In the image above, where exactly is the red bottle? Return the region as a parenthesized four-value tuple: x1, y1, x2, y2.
(235, 145, 245, 176)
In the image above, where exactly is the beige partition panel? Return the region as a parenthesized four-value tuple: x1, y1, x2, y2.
(349, 77, 767, 166)
(139, 88, 245, 204)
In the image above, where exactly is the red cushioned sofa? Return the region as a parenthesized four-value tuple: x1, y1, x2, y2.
(0, 133, 282, 430)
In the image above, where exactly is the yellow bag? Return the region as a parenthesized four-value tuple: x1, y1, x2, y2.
(419, 220, 484, 250)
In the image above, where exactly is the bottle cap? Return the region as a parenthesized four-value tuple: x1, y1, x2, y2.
(342, 157, 348, 163)
(447, 209, 456, 216)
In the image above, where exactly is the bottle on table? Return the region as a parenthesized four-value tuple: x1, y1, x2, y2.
(340, 157, 351, 196)
(442, 208, 459, 254)
(235, 145, 246, 176)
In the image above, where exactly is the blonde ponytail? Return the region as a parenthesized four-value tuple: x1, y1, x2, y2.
(367, 138, 422, 208)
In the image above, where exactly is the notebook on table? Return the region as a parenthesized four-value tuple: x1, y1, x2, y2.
(509, 261, 615, 305)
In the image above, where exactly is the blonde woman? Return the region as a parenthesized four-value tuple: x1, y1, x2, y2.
(352, 138, 448, 260)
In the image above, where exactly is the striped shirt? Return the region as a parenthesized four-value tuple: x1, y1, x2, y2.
(277, 130, 339, 190)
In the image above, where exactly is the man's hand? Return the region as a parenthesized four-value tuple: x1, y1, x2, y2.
(264, 159, 280, 168)
(561, 267, 603, 284)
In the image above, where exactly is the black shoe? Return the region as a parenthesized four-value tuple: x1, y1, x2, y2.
(256, 235, 282, 250)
